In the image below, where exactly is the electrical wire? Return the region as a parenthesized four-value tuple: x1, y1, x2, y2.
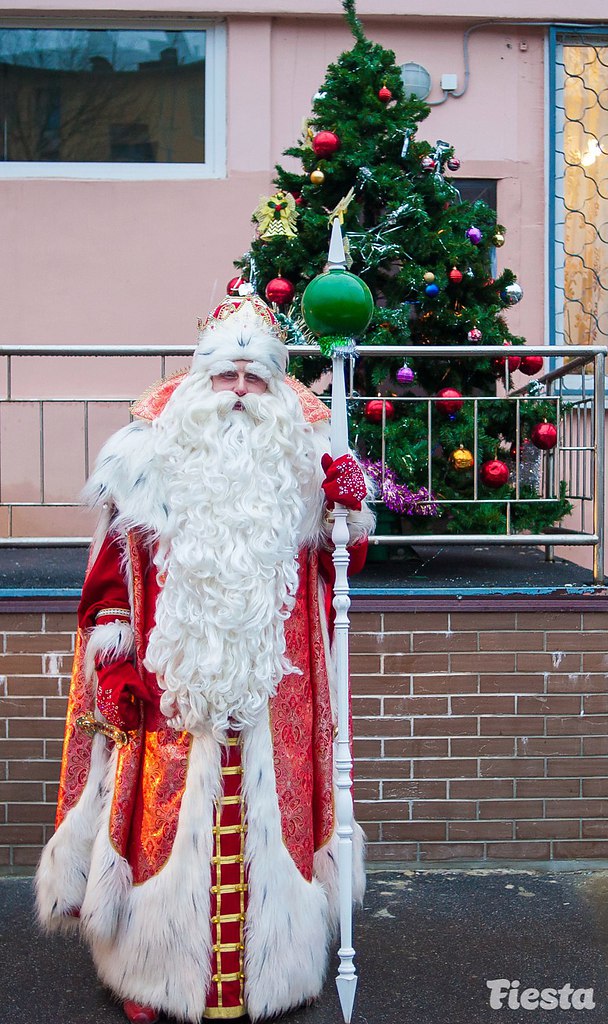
(427, 19, 608, 105)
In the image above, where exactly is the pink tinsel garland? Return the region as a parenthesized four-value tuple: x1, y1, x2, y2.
(362, 459, 438, 517)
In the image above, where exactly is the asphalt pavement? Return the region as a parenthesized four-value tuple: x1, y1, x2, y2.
(2, 867, 608, 1024)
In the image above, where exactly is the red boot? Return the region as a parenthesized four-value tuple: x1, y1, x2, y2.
(123, 1000, 159, 1024)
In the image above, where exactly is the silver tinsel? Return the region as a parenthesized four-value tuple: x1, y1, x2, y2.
(509, 442, 542, 491)
(527, 380, 547, 397)
(357, 166, 374, 187)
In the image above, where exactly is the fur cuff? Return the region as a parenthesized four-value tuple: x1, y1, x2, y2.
(320, 500, 376, 548)
(84, 620, 135, 686)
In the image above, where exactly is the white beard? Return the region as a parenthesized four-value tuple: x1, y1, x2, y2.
(144, 371, 317, 737)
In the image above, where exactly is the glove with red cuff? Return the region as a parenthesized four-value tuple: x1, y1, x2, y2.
(321, 453, 367, 511)
(96, 659, 150, 732)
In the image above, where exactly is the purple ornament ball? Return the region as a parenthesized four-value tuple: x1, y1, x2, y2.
(397, 364, 415, 384)
(466, 226, 483, 245)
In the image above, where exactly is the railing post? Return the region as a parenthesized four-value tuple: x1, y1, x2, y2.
(593, 351, 605, 584)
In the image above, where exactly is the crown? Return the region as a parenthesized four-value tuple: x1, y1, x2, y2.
(197, 293, 279, 334)
(193, 291, 288, 378)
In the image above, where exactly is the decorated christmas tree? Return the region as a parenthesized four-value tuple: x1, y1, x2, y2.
(235, 0, 570, 536)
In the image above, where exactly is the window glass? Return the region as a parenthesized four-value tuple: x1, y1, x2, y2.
(455, 179, 498, 275)
(0, 29, 206, 163)
(554, 37, 608, 348)
(455, 178, 497, 211)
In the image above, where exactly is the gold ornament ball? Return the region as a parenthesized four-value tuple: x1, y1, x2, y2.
(310, 168, 325, 185)
(450, 445, 474, 471)
(493, 231, 506, 247)
(423, 271, 435, 284)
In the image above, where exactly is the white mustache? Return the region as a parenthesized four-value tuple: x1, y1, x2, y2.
(216, 390, 267, 421)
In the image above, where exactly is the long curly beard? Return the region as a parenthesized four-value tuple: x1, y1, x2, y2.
(144, 371, 317, 738)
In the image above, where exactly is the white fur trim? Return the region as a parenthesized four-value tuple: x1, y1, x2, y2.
(89, 502, 114, 565)
(35, 733, 110, 932)
(84, 620, 135, 686)
(345, 500, 376, 546)
(79, 745, 132, 943)
(84, 733, 221, 1021)
(242, 715, 332, 1021)
(82, 419, 169, 537)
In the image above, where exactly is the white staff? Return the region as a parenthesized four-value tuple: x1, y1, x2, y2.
(327, 218, 358, 1024)
(302, 217, 372, 1022)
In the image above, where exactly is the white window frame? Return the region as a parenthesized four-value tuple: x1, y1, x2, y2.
(0, 17, 226, 180)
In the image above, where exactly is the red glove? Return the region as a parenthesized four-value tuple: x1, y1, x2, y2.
(96, 659, 149, 732)
(321, 453, 367, 511)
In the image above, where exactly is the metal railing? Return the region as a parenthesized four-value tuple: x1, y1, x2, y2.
(0, 343, 605, 581)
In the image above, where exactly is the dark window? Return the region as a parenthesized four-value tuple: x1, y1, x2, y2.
(0, 28, 206, 163)
(455, 178, 497, 211)
(455, 179, 498, 275)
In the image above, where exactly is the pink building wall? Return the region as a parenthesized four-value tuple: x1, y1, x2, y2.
(0, 11, 551, 346)
(0, 3, 605, 565)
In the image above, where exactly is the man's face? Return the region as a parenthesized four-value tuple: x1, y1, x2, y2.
(211, 360, 269, 399)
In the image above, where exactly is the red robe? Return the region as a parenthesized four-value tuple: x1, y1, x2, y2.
(56, 529, 362, 884)
(37, 373, 369, 1022)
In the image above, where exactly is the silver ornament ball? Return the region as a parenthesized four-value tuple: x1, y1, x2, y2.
(502, 282, 524, 306)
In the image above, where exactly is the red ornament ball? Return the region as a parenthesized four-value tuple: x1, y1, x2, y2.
(492, 342, 522, 374)
(378, 85, 393, 102)
(436, 388, 464, 417)
(480, 459, 510, 488)
(519, 354, 544, 376)
(447, 157, 461, 171)
(227, 276, 247, 296)
(265, 276, 295, 305)
(421, 155, 436, 171)
(468, 327, 483, 343)
(448, 267, 463, 284)
(311, 131, 340, 158)
(364, 399, 395, 423)
(531, 421, 558, 450)
(291, 191, 304, 207)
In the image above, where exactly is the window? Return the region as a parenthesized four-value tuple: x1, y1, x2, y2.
(550, 30, 608, 352)
(455, 178, 497, 211)
(456, 179, 498, 276)
(0, 25, 226, 178)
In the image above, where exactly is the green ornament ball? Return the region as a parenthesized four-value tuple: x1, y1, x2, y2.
(301, 268, 374, 338)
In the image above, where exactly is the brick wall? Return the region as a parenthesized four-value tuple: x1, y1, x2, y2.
(0, 609, 75, 870)
(351, 601, 608, 862)
(1, 597, 607, 869)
